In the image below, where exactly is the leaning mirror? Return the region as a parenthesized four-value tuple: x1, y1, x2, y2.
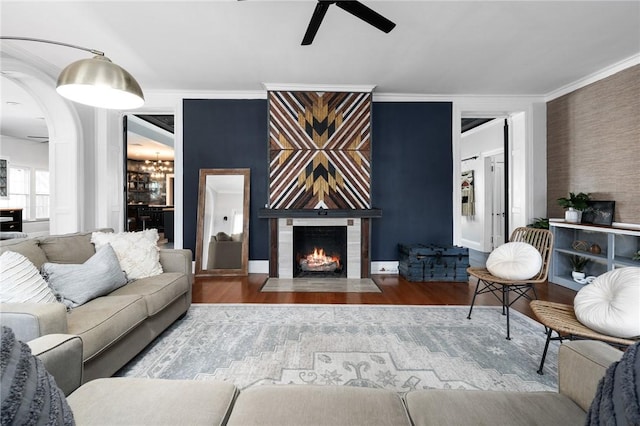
(195, 168, 250, 277)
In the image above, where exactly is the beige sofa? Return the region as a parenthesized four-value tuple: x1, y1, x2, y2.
(31, 334, 621, 425)
(0, 230, 192, 382)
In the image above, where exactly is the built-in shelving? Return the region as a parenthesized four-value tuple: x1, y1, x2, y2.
(549, 220, 640, 291)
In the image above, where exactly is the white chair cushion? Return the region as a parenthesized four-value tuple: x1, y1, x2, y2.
(574, 267, 640, 339)
(485, 242, 542, 280)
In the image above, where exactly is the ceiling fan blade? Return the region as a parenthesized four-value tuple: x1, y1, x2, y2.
(335, 1, 396, 33)
(302, 2, 332, 45)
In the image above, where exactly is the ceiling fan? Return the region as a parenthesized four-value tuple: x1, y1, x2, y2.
(302, 1, 396, 46)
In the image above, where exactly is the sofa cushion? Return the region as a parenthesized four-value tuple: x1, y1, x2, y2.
(68, 378, 237, 426)
(109, 272, 188, 316)
(39, 231, 98, 265)
(42, 244, 128, 308)
(0, 251, 57, 303)
(0, 326, 75, 425)
(574, 267, 640, 338)
(0, 238, 48, 269)
(227, 385, 412, 426)
(486, 241, 542, 280)
(91, 229, 163, 280)
(405, 389, 586, 426)
(67, 295, 147, 361)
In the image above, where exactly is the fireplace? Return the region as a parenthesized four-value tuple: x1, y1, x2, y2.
(293, 226, 347, 278)
(257, 209, 382, 279)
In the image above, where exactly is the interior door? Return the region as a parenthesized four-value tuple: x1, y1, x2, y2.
(491, 153, 505, 249)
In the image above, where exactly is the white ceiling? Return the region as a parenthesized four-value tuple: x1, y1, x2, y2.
(1, 1, 639, 147)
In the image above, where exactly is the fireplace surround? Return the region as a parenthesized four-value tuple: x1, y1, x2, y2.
(259, 209, 382, 279)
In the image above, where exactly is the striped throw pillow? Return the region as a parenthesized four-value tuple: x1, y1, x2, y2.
(0, 251, 58, 303)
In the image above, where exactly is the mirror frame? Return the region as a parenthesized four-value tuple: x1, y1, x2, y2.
(195, 168, 250, 277)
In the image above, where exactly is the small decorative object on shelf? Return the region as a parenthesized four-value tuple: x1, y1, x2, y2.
(581, 200, 615, 226)
(589, 244, 602, 255)
(569, 255, 589, 282)
(557, 192, 590, 223)
(571, 240, 589, 252)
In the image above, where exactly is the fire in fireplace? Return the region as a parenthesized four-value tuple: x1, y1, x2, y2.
(300, 247, 341, 272)
(293, 226, 347, 278)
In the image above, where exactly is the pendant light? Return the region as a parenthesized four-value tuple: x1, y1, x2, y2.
(1, 36, 144, 110)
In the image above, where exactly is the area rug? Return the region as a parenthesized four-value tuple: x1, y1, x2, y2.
(261, 278, 381, 293)
(116, 304, 559, 395)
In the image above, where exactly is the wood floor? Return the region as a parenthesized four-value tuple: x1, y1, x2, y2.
(193, 274, 576, 322)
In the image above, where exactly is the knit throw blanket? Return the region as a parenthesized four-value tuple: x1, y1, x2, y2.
(0, 326, 75, 426)
(586, 342, 640, 426)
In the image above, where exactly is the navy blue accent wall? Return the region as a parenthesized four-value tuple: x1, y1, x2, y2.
(183, 99, 269, 259)
(182, 99, 452, 262)
(371, 102, 453, 260)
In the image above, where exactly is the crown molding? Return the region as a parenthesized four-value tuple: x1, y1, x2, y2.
(262, 83, 376, 93)
(545, 53, 640, 102)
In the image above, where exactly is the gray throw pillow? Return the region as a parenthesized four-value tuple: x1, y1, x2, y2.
(0, 326, 75, 425)
(42, 244, 127, 308)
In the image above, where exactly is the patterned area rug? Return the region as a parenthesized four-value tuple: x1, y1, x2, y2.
(261, 278, 381, 293)
(117, 304, 559, 395)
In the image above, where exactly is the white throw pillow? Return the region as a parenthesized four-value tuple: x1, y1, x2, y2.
(574, 267, 640, 339)
(0, 251, 57, 303)
(42, 244, 128, 308)
(485, 242, 542, 280)
(91, 229, 163, 280)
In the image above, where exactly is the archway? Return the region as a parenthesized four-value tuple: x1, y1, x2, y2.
(1, 55, 82, 234)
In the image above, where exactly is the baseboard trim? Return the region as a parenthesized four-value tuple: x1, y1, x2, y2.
(371, 261, 399, 274)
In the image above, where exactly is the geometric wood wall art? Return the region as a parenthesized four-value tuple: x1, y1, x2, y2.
(268, 91, 372, 209)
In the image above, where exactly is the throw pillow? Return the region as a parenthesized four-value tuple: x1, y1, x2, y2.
(0, 251, 58, 303)
(0, 326, 75, 425)
(574, 267, 640, 339)
(485, 241, 542, 280)
(91, 229, 163, 280)
(42, 244, 128, 308)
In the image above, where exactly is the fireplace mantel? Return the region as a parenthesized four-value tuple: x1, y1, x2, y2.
(258, 208, 382, 219)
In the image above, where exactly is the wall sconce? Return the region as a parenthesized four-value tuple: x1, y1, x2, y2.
(1, 36, 144, 110)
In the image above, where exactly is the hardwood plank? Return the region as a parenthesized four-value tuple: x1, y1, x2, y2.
(192, 274, 576, 322)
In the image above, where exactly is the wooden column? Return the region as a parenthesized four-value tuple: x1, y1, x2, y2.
(269, 218, 278, 277)
(361, 218, 371, 278)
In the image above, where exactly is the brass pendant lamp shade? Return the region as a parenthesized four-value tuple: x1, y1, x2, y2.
(56, 55, 144, 109)
(1, 36, 144, 110)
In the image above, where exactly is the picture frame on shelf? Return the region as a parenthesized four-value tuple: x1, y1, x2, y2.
(581, 200, 615, 226)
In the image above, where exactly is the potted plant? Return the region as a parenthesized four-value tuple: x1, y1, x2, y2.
(569, 255, 589, 281)
(557, 192, 590, 223)
(527, 217, 549, 229)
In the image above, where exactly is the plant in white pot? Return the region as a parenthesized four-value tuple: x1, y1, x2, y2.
(557, 192, 590, 223)
(569, 255, 590, 281)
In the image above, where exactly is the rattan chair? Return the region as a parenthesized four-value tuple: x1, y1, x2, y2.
(467, 227, 554, 340)
(530, 300, 638, 374)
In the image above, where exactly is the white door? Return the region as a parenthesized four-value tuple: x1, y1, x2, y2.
(491, 153, 505, 249)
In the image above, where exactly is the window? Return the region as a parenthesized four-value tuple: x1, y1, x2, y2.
(0, 166, 50, 220)
(35, 170, 49, 219)
(7, 166, 29, 218)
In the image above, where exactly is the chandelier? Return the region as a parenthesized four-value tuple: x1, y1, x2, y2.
(143, 153, 173, 179)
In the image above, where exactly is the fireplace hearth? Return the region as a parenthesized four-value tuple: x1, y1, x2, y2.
(294, 226, 347, 278)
